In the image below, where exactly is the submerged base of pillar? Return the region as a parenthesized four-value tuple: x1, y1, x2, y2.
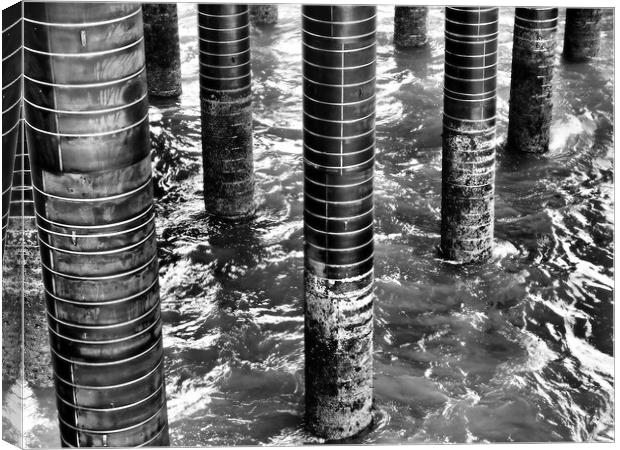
(304, 271, 374, 440)
(250, 5, 278, 25)
(394, 7, 428, 48)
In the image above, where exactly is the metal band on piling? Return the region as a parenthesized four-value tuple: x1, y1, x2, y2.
(142, 4, 182, 97)
(394, 6, 428, 48)
(563, 8, 604, 62)
(302, 5, 376, 440)
(440, 7, 498, 263)
(2, 2, 21, 254)
(23, 3, 169, 446)
(198, 4, 255, 219)
(507, 8, 558, 154)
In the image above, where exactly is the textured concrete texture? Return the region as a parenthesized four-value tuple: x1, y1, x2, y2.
(507, 8, 557, 154)
(563, 9, 603, 62)
(250, 5, 278, 25)
(142, 3, 182, 97)
(394, 7, 428, 48)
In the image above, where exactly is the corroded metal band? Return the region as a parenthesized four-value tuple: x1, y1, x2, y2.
(23, 3, 169, 446)
(302, 5, 376, 440)
(2, 2, 22, 253)
(198, 4, 255, 218)
(440, 7, 498, 263)
(563, 8, 603, 62)
(507, 8, 558, 154)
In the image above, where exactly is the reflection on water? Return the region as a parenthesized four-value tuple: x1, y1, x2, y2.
(3, 5, 613, 446)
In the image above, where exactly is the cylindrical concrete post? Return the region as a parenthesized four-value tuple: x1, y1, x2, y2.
(198, 4, 255, 219)
(250, 5, 278, 25)
(394, 6, 428, 48)
(23, 3, 169, 446)
(302, 5, 376, 440)
(507, 8, 558, 154)
(2, 2, 22, 253)
(563, 8, 603, 62)
(142, 3, 182, 97)
(441, 7, 498, 263)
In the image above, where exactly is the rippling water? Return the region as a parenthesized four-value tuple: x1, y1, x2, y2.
(4, 5, 614, 446)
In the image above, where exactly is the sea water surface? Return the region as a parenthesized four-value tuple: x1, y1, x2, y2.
(5, 5, 615, 446)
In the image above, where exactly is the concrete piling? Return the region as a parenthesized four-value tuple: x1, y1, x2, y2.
(563, 8, 603, 62)
(441, 7, 498, 263)
(394, 7, 428, 48)
(2, 1, 22, 254)
(249, 5, 278, 25)
(142, 3, 182, 97)
(23, 3, 169, 446)
(507, 8, 558, 154)
(302, 5, 376, 439)
(198, 4, 255, 219)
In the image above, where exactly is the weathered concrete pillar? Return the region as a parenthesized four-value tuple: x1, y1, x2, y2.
(2, 2, 21, 253)
(563, 8, 603, 62)
(142, 3, 182, 97)
(507, 8, 558, 154)
(441, 7, 498, 263)
(394, 6, 428, 48)
(250, 5, 278, 25)
(302, 5, 376, 439)
(198, 4, 255, 218)
(23, 3, 169, 446)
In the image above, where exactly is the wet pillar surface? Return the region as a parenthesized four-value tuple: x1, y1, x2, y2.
(302, 5, 376, 440)
(198, 4, 255, 219)
(393, 6, 428, 48)
(2, 2, 22, 253)
(23, 3, 169, 446)
(249, 5, 278, 25)
(441, 7, 498, 263)
(507, 8, 558, 154)
(142, 3, 182, 97)
(563, 8, 603, 62)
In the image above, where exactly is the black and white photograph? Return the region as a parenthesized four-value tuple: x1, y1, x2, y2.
(0, 0, 615, 447)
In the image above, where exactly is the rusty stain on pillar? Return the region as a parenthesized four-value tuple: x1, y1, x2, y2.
(563, 8, 604, 62)
(250, 5, 278, 25)
(2, 1, 22, 254)
(441, 7, 498, 263)
(198, 4, 255, 219)
(142, 3, 182, 97)
(394, 6, 428, 48)
(507, 8, 558, 154)
(23, 3, 169, 446)
(302, 5, 376, 439)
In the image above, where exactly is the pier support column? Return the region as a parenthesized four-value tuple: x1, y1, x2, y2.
(394, 6, 428, 48)
(302, 6, 376, 439)
(198, 5, 255, 218)
(2, 2, 21, 253)
(441, 7, 498, 263)
(250, 5, 278, 25)
(563, 8, 603, 62)
(507, 8, 558, 154)
(23, 3, 169, 446)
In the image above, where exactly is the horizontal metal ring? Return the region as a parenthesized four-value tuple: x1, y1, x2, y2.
(24, 92, 147, 115)
(36, 213, 154, 239)
(2, 73, 21, 91)
(198, 35, 249, 45)
(55, 381, 164, 412)
(304, 110, 375, 125)
(32, 175, 151, 203)
(444, 91, 495, 103)
(48, 301, 160, 331)
(307, 237, 373, 252)
(445, 48, 498, 59)
(198, 72, 249, 82)
(2, 96, 21, 115)
(307, 251, 374, 268)
(2, 17, 20, 33)
(515, 14, 557, 24)
(305, 190, 374, 205)
(24, 8, 141, 28)
(42, 254, 157, 281)
(304, 206, 374, 221)
(443, 86, 496, 98)
(45, 277, 159, 307)
(444, 35, 498, 45)
(445, 18, 498, 27)
(198, 23, 249, 32)
(23, 37, 143, 58)
(199, 60, 250, 70)
(23, 67, 145, 89)
(444, 73, 497, 83)
(38, 227, 155, 255)
(304, 126, 374, 141)
(302, 28, 375, 41)
(50, 336, 161, 367)
(1, 118, 20, 137)
(305, 220, 373, 236)
(304, 156, 375, 171)
(301, 13, 376, 25)
(303, 92, 376, 106)
(444, 60, 498, 70)
(198, 10, 248, 18)
(198, 47, 250, 58)
(304, 174, 373, 189)
(305, 142, 375, 157)
(513, 22, 557, 32)
(443, 112, 496, 123)
(2, 45, 21, 63)
(25, 111, 149, 137)
(35, 204, 153, 230)
(303, 57, 376, 71)
(302, 40, 376, 54)
(447, 7, 497, 12)
(303, 74, 374, 89)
